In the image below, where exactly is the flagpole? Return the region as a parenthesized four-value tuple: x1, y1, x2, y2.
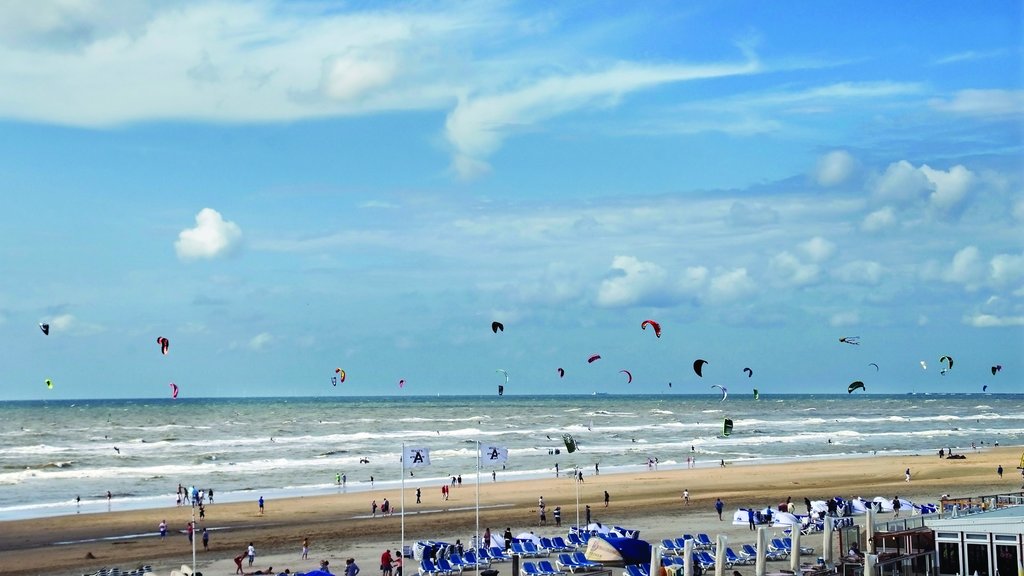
(475, 441, 481, 553)
(401, 442, 406, 565)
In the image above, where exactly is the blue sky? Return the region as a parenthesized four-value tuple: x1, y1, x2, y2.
(1, 1, 1022, 399)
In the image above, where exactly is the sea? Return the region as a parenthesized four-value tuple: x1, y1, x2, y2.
(0, 394, 1021, 522)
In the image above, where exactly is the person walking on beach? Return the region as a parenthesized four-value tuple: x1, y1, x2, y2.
(258, 496, 265, 515)
(715, 498, 724, 520)
(892, 496, 902, 518)
(997, 465, 1004, 478)
(248, 542, 256, 567)
(604, 491, 610, 507)
(372, 499, 378, 517)
(302, 537, 309, 560)
(234, 552, 245, 575)
(186, 521, 194, 544)
(343, 474, 347, 487)
(202, 528, 209, 551)
(747, 508, 756, 530)
(394, 549, 403, 576)
(381, 548, 394, 576)
(554, 506, 562, 527)
(484, 527, 492, 548)
(904, 468, 911, 482)
(682, 489, 689, 505)
(346, 557, 360, 576)
(159, 519, 167, 539)
(416, 488, 422, 504)
(595, 463, 600, 475)
(585, 505, 591, 525)
(503, 528, 513, 551)
(382, 498, 390, 516)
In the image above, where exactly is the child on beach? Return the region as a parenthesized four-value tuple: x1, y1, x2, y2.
(346, 557, 360, 576)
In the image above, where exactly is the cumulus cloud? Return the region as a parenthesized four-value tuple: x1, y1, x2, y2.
(832, 260, 884, 285)
(990, 252, 1024, 288)
(596, 256, 669, 307)
(815, 150, 856, 186)
(944, 246, 985, 288)
(872, 160, 932, 204)
(707, 268, 756, 303)
(920, 164, 975, 212)
(49, 313, 75, 332)
(770, 251, 819, 286)
(965, 313, 1024, 327)
(323, 51, 399, 101)
(800, 236, 836, 263)
(862, 206, 897, 232)
(249, 332, 273, 350)
(175, 208, 242, 261)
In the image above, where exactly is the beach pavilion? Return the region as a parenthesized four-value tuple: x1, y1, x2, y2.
(930, 506, 1023, 576)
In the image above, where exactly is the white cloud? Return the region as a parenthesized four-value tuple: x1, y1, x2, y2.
(965, 313, 1024, 328)
(833, 260, 884, 285)
(445, 57, 758, 179)
(990, 253, 1024, 287)
(931, 89, 1024, 118)
(323, 51, 400, 102)
(249, 332, 273, 350)
(800, 236, 836, 263)
(872, 160, 931, 204)
(596, 255, 669, 307)
(770, 251, 819, 286)
(707, 268, 756, 303)
(49, 313, 75, 332)
(175, 208, 242, 261)
(829, 311, 860, 327)
(815, 150, 856, 187)
(920, 164, 974, 212)
(944, 246, 985, 288)
(862, 206, 896, 232)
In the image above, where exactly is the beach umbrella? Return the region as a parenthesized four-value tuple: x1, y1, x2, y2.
(790, 528, 802, 572)
(865, 554, 876, 576)
(755, 527, 767, 576)
(773, 511, 801, 527)
(865, 509, 875, 554)
(715, 535, 727, 576)
(682, 538, 694, 576)
(823, 517, 835, 565)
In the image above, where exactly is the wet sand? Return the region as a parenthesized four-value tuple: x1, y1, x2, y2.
(0, 446, 1019, 576)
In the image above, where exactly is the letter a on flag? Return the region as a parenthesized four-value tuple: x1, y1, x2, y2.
(482, 445, 508, 464)
(403, 447, 431, 468)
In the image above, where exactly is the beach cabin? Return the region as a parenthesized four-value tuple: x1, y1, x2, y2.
(930, 506, 1024, 576)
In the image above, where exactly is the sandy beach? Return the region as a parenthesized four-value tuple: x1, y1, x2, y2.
(1, 446, 1019, 576)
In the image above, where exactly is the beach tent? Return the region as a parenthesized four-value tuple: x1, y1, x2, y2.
(772, 511, 802, 527)
(490, 533, 506, 550)
(872, 497, 913, 512)
(584, 535, 652, 565)
(586, 523, 612, 535)
(732, 509, 750, 525)
(849, 498, 870, 514)
(810, 500, 829, 515)
(516, 532, 542, 546)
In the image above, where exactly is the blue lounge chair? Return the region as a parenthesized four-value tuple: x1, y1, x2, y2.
(782, 537, 814, 555)
(567, 533, 588, 548)
(725, 548, 754, 566)
(487, 547, 512, 562)
(661, 539, 682, 555)
(511, 542, 530, 558)
(695, 534, 714, 550)
(769, 539, 790, 559)
(524, 541, 546, 557)
(571, 553, 602, 570)
(436, 557, 461, 575)
(551, 537, 573, 552)
(463, 550, 490, 569)
(696, 551, 718, 571)
(624, 565, 649, 576)
(673, 537, 693, 550)
(538, 560, 567, 575)
(521, 562, 559, 576)
(420, 559, 448, 576)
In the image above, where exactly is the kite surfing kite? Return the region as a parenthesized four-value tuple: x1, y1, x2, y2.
(619, 369, 632, 384)
(982, 385, 988, 392)
(398, 379, 406, 388)
(753, 389, 760, 400)
(587, 354, 601, 364)
(723, 418, 733, 437)
(39, 323, 49, 335)
(497, 369, 508, 396)
(335, 368, 346, 383)
(157, 336, 170, 355)
(743, 367, 753, 378)
(562, 433, 578, 453)
(491, 321, 504, 333)
(869, 363, 879, 371)
(848, 381, 865, 393)
(640, 319, 662, 338)
(839, 336, 860, 345)
(169, 382, 179, 399)
(991, 365, 1002, 375)
(712, 384, 728, 402)
(557, 367, 565, 378)
(920, 361, 927, 370)
(693, 359, 708, 377)
(45, 378, 53, 389)
(940, 355, 954, 370)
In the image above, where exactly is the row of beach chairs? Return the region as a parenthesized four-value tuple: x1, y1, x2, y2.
(83, 567, 153, 576)
(520, 556, 603, 576)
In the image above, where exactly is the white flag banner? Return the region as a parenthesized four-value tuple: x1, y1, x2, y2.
(481, 445, 509, 464)
(403, 447, 431, 468)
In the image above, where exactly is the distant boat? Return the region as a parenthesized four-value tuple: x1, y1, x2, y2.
(592, 392, 608, 396)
